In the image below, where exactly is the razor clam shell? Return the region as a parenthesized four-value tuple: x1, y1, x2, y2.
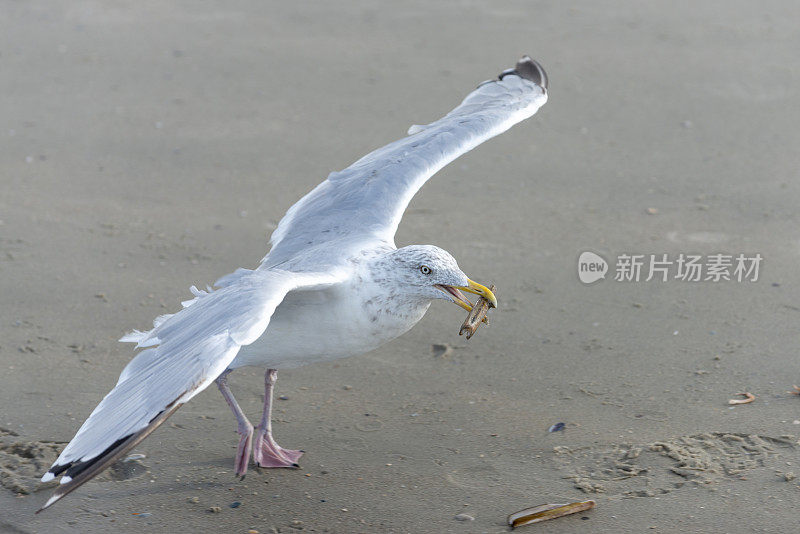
(459, 284, 495, 339)
(507, 500, 596, 528)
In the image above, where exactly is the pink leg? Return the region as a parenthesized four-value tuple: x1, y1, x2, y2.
(216, 369, 253, 477)
(253, 369, 303, 468)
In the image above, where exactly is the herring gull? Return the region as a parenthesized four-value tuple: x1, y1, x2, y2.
(38, 56, 548, 511)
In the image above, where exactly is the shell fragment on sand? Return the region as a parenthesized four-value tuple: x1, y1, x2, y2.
(459, 284, 496, 340)
(728, 392, 755, 405)
(507, 500, 596, 528)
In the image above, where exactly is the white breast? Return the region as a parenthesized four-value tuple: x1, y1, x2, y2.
(231, 279, 430, 369)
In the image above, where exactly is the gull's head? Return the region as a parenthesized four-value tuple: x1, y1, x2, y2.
(380, 245, 497, 312)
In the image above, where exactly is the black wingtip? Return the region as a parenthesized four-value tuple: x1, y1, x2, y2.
(500, 56, 548, 90)
(36, 400, 184, 513)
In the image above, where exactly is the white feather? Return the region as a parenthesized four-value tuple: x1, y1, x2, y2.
(45, 269, 345, 479)
(214, 267, 254, 287)
(264, 67, 546, 267)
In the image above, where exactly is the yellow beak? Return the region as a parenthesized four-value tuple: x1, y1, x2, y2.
(457, 279, 498, 308)
(439, 279, 497, 312)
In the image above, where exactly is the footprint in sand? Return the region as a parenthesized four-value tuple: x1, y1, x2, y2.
(552, 432, 799, 498)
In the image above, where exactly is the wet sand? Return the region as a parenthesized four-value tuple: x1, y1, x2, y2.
(2, 1, 800, 532)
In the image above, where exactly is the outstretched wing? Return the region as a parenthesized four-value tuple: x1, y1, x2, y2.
(263, 57, 547, 267)
(38, 268, 344, 512)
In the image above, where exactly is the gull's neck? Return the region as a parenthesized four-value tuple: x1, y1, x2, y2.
(357, 246, 431, 325)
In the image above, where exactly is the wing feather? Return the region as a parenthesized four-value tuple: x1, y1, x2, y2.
(264, 57, 547, 267)
(39, 268, 344, 511)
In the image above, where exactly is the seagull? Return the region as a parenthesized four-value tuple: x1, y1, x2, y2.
(38, 56, 548, 511)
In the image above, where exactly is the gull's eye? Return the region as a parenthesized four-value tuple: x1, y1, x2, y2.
(420, 265, 432, 275)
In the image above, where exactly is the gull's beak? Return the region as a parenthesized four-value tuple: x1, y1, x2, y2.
(435, 279, 497, 312)
(457, 279, 498, 308)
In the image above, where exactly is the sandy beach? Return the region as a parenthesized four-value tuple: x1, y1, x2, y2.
(2, 1, 800, 532)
